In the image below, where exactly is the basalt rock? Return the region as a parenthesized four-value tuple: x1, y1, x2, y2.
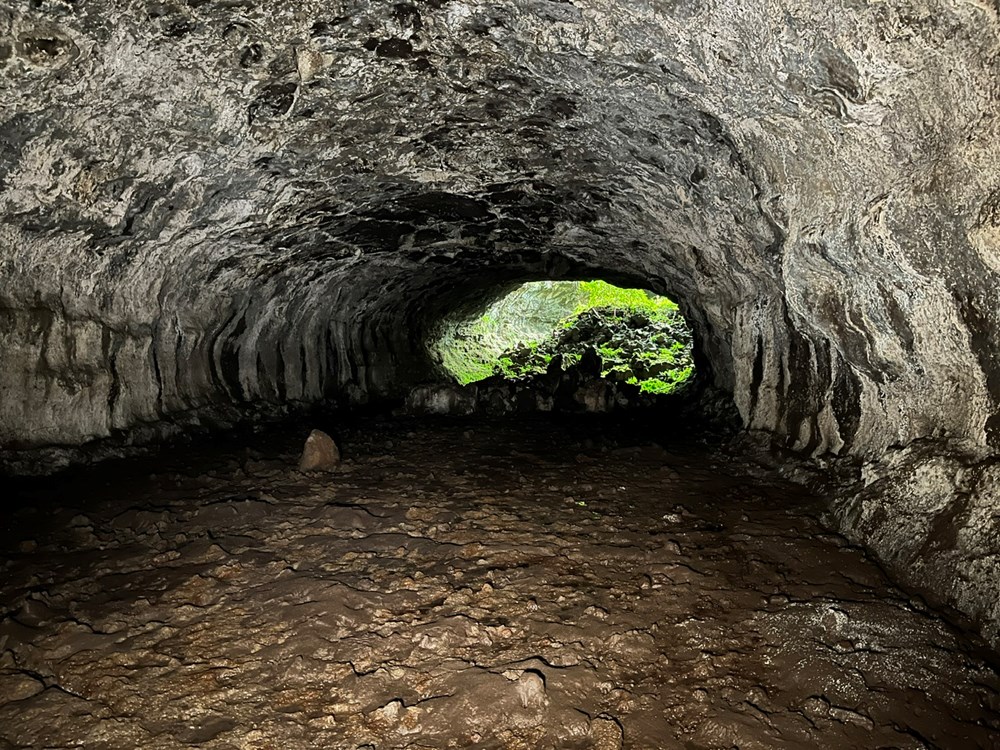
(1, 2, 1000, 642)
(830, 441, 1000, 647)
(298, 429, 340, 472)
(404, 354, 671, 417)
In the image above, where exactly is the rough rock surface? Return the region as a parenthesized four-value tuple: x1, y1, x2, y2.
(298, 428, 341, 472)
(2, 418, 999, 748)
(3, 0, 1000, 670)
(404, 356, 681, 416)
(830, 441, 1000, 649)
(2, 0, 998, 458)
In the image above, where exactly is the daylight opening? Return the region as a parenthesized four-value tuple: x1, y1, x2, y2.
(431, 280, 695, 396)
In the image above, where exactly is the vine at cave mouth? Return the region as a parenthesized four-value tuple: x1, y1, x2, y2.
(435, 280, 695, 394)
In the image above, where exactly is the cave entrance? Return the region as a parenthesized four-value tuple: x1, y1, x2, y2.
(430, 280, 695, 403)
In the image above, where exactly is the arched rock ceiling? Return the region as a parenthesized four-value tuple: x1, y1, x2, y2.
(1, 0, 999, 458)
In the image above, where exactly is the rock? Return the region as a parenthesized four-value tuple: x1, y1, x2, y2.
(831, 444, 1000, 648)
(16, 598, 58, 627)
(298, 430, 340, 472)
(0, 672, 45, 702)
(296, 48, 326, 83)
(516, 670, 547, 709)
(379, 699, 404, 721)
(590, 716, 624, 750)
(404, 385, 477, 416)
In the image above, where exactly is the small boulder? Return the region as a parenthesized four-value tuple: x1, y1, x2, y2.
(516, 669, 547, 709)
(298, 429, 340, 472)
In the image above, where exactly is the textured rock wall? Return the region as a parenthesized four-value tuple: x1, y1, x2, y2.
(830, 442, 1000, 648)
(2, 0, 1000, 640)
(2, 0, 998, 458)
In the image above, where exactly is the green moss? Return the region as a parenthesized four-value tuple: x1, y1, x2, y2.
(433, 279, 695, 392)
(575, 280, 678, 317)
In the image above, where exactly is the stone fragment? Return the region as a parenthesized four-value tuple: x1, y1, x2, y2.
(590, 716, 624, 749)
(17, 598, 57, 627)
(296, 48, 327, 82)
(298, 429, 340, 472)
(516, 670, 546, 708)
(379, 699, 404, 721)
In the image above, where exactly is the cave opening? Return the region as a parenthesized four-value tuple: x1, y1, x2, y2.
(419, 278, 697, 420)
(431, 279, 695, 393)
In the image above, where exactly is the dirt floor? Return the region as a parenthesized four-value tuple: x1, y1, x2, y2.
(2, 416, 999, 749)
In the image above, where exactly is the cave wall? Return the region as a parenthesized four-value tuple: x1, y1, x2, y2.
(2, 0, 997, 458)
(2, 0, 1000, 639)
(830, 442, 1000, 647)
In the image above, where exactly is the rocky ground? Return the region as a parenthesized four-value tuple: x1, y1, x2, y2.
(2, 416, 999, 749)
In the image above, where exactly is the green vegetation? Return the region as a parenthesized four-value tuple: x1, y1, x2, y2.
(432, 280, 695, 394)
(574, 280, 678, 316)
(432, 281, 585, 385)
(496, 305, 695, 395)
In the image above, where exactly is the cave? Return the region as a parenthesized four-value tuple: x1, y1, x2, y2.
(2, 0, 1000, 747)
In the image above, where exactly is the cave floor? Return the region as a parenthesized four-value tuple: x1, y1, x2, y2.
(2, 416, 999, 750)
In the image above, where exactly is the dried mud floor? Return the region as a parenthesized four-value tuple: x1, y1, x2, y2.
(2, 417, 999, 749)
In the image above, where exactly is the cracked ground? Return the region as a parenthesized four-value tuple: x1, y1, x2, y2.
(2, 416, 999, 749)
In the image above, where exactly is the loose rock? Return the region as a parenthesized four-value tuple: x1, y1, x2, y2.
(298, 429, 340, 472)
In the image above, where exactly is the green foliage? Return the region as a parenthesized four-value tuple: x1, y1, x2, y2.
(433, 281, 588, 384)
(432, 280, 695, 392)
(494, 304, 695, 392)
(449, 359, 495, 383)
(575, 280, 678, 318)
(496, 355, 519, 379)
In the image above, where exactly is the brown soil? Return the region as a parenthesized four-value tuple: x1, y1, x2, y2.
(2, 416, 999, 749)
